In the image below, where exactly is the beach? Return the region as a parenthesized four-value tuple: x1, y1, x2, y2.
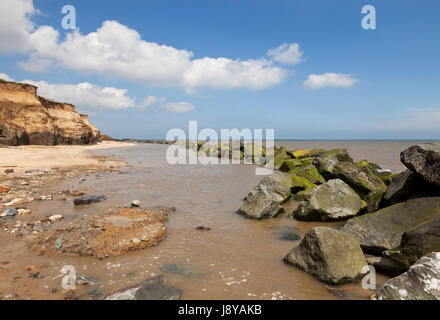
(1, 140, 425, 300)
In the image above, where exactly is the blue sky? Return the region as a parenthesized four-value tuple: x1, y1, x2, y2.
(0, 0, 439, 139)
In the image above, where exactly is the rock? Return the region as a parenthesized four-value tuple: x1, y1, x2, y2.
(17, 209, 31, 215)
(284, 227, 368, 285)
(401, 141, 440, 186)
(73, 195, 107, 206)
(288, 149, 310, 159)
(365, 256, 404, 277)
(312, 149, 353, 179)
(294, 179, 363, 221)
(377, 252, 440, 300)
(279, 158, 314, 172)
(134, 284, 182, 300)
(341, 197, 440, 253)
(4, 169, 14, 174)
(1, 207, 17, 217)
(333, 161, 387, 212)
(274, 146, 291, 169)
(237, 171, 292, 219)
(160, 264, 196, 278)
(383, 170, 437, 205)
(290, 175, 316, 194)
(195, 226, 211, 231)
(384, 218, 440, 271)
(0, 79, 99, 146)
(48, 215, 63, 223)
(76, 274, 100, 286)
(287, 165, 325, 185)
(105, 275, 181, 300)
(276, 226, 301, 241)
(131, 200, 141, 207)
(70, 191, 85, 197)
(32, 207, 168, 258)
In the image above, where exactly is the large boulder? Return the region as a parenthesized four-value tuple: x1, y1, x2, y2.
(294, 179, 363, 221)
(333, 161, 387, 212)
(342, 197, 440, 253)
(383, 170, 422, 205)
(401, 141, 440, 186)
(237, 171, 292, 219)
(385, 218, 440, 271)
(312, 149, 353, 179)
(377, 252, 440, 300)
(283, 227, 368, 285)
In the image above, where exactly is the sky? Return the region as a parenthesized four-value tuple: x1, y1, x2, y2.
(0, 0, 439, 140)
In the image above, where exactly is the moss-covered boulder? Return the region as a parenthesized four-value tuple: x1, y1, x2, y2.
(279, 157, 314, 172)
(333, 161, 387, 212)
(377, 252, 440, 300)
(284, 227, 368, 285)
(291, 175, 317, 194)
(312, 149, 353, 179)
(341, 197, 440, 253)
(237, 171, 292, 219)
(274, 146, 291, 169)
(288, 165, 325, 185)
(294, 179, 363, 221)
(384, 218, 440, 272)
(288, 149, 310, 159)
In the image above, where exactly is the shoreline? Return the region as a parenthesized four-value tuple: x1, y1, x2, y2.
(0, 141, 136, 174)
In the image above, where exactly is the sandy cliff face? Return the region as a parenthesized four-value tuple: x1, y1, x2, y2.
(0, 79, 100, 145)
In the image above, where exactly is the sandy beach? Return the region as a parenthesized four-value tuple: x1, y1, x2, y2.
(0, 141, 136, 174)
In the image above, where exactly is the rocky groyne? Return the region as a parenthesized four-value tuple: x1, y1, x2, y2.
(233, 141, 440, 299)
(0, 79, 100, 146)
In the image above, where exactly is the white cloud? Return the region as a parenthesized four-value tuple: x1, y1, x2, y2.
(267, 43, 304, 65)
(138, 96, 159, 110)
(1, 1, 290, 92)
(0, 0, 36, 54)
(303, 73, 359, 90)
(0, 73, 14, 81)
(160, 102, 195, 113)
(22, 79, 136, 110)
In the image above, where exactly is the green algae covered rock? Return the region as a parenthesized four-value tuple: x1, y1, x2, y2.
(312, 149, 353, 179)
(294, 179, 363, 221)
(237, 171, 292, 219)
(291, 175, 317, 194)
(288, 165, 325, 185)
(279, 157, 314, 172)
(274, 146, 291, 169)
(333, 161, 387, 212)
(284, 227, 368, 285)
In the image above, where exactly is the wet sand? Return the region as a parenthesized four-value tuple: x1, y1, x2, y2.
(0, 141, 402, 300)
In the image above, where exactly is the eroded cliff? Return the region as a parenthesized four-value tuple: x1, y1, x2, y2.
(0, 79, 100, 145)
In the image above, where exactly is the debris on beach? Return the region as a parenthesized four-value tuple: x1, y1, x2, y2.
(73, 195, 108, 206)
(32, 207, 168, 258)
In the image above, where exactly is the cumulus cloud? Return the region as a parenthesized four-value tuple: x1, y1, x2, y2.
(22, 79, 136, 110)
(160, 102, 195, 113)
(1, 0, 290, 92)
(0, 0, 36, 53)
(267, 43, 304, 65)
(303, 73, 359, 90)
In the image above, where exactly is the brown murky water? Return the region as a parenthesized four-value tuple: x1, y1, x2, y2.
(0, 141, 429, 300)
